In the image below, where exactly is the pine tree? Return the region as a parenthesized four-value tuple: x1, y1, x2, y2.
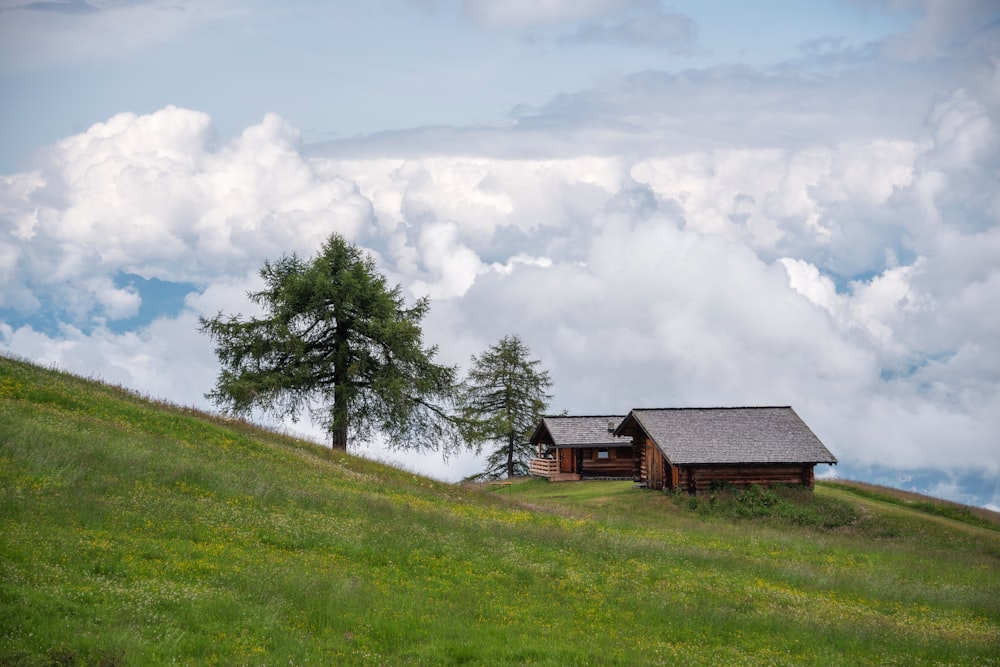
(200, 233, 459, 453)
(460, 335, 553, 479)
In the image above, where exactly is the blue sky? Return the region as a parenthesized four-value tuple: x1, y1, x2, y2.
(1, 0, 999, 508)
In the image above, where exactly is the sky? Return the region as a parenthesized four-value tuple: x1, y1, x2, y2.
(1, 0, 999, 508)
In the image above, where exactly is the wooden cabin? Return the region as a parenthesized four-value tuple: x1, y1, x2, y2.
(614, 406, 837, 493)
(528, 415, 634, 481)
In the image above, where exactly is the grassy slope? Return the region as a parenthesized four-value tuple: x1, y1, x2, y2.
(1, 355, 998, 666)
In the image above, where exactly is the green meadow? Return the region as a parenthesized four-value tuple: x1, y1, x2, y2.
(1, 354, 998, 665)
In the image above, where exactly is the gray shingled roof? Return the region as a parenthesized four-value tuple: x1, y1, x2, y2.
(619, 407, 837, 465)
(531, 415, 630, 448)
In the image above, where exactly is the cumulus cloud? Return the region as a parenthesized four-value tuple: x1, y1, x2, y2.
(0, 106, 373, 329)
(408, 221, 484, 299)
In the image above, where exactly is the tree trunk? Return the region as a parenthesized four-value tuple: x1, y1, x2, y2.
(331, 421, 348, 451)
(330, 381, 349, 451)
(506, 433, 514, 479)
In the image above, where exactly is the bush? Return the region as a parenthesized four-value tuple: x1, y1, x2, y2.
(732, 484, 781, 519)
(676, 484, 859, 529)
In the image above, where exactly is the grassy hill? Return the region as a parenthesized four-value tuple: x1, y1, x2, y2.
(1, 354, 998, 666)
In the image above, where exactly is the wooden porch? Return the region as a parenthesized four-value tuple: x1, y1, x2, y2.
(528, 457, 581, 482)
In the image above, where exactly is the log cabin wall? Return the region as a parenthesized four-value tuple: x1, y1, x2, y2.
(645, 439, 666, 490)
(579, 446, 634, 478)
(676, 466, 691, 493)
(625, 434, 819, 493)
(633, 439, 645, 483)
(680, 463, 817, 493)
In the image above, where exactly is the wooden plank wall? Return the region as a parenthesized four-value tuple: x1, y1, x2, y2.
(646, 440, 665, 490)
(635, 440, 646, 484)
(581, 459, 633, 477)
(577, 447, 634, 478)
(679, 464, 816, 494)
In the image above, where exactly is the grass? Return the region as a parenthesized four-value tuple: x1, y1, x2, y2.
(824, 480, 1000, 531)
(2, 353, 999, 665)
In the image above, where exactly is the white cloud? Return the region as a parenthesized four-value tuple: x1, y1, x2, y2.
(561, 6, 701, 54)
(880, 0, 1000, 62)
(462, 0, 640, 29)
(459, 0, 705, 56)
(489, 253, 552, 275)
(1, 106, 373, 328)
(0, 311, 218, 408)
(924, 88, 998, 172)
(409, 221, 484, 299)
(629, 140, 921, 276)
(0, 0, 246, 72)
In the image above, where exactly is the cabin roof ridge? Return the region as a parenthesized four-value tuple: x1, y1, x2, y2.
(630, 405, 793, 411)
(541, 413, 626, 418)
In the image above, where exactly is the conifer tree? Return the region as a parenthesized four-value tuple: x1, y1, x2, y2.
(460, 335, 553, 479)
(200, 233, 459, 453)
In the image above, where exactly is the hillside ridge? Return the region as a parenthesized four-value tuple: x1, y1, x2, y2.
(2, 353, 998, 666)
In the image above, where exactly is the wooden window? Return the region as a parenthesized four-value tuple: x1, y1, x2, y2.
(597, 449, 609, 460)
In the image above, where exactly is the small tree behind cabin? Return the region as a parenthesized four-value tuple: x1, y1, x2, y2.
(199, 233, 460, 454)
(460, 335, 553, 480)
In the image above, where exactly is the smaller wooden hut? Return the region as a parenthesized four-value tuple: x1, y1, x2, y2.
(614, 407, 837, 493)
(528, 415, 634, 481)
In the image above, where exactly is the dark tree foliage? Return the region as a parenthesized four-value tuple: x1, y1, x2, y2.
(460, 334, 553, 479)
(200, 233, 459, 452)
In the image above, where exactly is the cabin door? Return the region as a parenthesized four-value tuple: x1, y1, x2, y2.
(646, 439, 663, 489)
(559, 448, 574, 473)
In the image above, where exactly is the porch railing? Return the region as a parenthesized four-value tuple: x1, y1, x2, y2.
(528, 457, 559, 478)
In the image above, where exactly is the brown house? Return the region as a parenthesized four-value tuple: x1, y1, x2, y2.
(614, 406, 837, 493)
(528, 415, 634, 481)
